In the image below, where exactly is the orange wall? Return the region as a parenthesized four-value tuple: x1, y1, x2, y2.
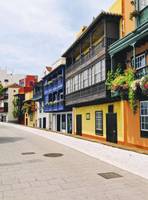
(109, 0, 135, 38)
(122, 0, 135, 37)
(124, 101, 148, 149)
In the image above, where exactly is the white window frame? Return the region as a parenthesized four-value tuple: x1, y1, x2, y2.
(133, 53, 146, 70)
(95, 111, 103, 135)
(140, 101, 148, 132)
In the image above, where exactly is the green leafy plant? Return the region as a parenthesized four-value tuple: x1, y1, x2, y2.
(106, 67, 138, 113)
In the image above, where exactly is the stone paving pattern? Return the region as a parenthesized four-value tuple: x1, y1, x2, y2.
(0, 124, 148, 200)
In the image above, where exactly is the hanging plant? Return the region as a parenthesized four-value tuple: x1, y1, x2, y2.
(140, 75, 148, 95)
(106, 67, 138, 113)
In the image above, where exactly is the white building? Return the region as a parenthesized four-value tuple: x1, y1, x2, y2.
(0, 84, 20, 122)
(0, 68, 25, 87)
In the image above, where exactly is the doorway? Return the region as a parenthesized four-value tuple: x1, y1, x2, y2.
(106, 113, 117, 143)
(67, 114, 72, 134)
(76, 115, 82, 136)
(57, 114, 61, 132)
(43, 117, 46, 129)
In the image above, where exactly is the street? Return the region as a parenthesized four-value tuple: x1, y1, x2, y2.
(0, 124, 148, 200)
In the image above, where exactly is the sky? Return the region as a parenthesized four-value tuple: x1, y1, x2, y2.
(0, 0, 113, 75)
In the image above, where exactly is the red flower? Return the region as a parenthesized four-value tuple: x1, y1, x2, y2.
(144, 82, 148, 89)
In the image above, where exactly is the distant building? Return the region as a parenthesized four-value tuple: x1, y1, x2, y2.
(0, 83, 20, 122)
(0, 68, 25, 87)
(13, 75, 38, 124)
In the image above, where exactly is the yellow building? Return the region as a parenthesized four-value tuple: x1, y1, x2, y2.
(23, 90, 37, 127)
(109, 0, 135, 38)
(73, 101, 125, 144)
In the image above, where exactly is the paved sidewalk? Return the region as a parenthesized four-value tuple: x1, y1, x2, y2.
(1, 122, 148, 179)
(0, 123, 148, 200)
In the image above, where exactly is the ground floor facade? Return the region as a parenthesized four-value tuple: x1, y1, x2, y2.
(0, 113, 18, 123)
(0, 113, 7, 122)
(73, 100, 148, 150)
(24, 111, 37, 127)
(51, 112, 73, 134)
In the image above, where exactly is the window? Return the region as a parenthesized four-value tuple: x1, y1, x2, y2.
(70, 79, 73, 93)
(132, 53, 146, 70)
(88, 68, 92, 86)
(101, 59, 106, 81)
(80, 72, 84, 89)
(62, 114, 66, 130)
(95, 111, 103, 135)
(74, 75, 79, 91)
(94, 62, 101, 83)
(92, 66, 95, 85)
(140, 101, 148, 135)
(78, 74, 81, 90)
(83, 70, 88, 88)
(65, 59, 106, 95)
(66, 80, 70, 94)
(139, 0, 148, 11)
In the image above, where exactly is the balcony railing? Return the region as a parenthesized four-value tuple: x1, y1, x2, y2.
(44, 100, 64, 112)
(66, 37, 116, 74)
(44, 79, 63, 94)
(65, 82, 106, 106)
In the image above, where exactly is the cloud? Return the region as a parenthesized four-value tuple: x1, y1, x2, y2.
(0, 0, 113, 75)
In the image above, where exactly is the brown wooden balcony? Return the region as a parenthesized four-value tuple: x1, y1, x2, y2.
(65, 82, 106, 106)
(66, 37, 116, 79)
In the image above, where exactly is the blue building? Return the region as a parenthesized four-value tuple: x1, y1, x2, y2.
(43, 58, 72, 134)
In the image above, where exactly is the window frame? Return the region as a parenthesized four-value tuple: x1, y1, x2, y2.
(140, 101, 148, 138)
(132, 53, 146, 70)
(95, 111, 103, 135)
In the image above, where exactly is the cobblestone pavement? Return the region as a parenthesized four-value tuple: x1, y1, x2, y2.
(0, 124, 148, 200)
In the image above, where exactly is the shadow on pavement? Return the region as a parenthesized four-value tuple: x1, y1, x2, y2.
(0, 137, 24, 144)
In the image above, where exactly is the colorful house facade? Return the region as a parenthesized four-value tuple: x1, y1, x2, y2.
(24, 90, 37, 127)
(13, 75, 38, 124)
(63, 12, 121, 140)
(33, 80, 51, 129)
(108, 0, 148, 149)
(0, 84, 20, 123)
(43, 58, 72, 133)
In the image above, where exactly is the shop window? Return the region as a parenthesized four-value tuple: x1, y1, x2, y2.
(95, 111, 103, 135)
(62, 114, 66, 130)
(140, 101, 148, 138)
